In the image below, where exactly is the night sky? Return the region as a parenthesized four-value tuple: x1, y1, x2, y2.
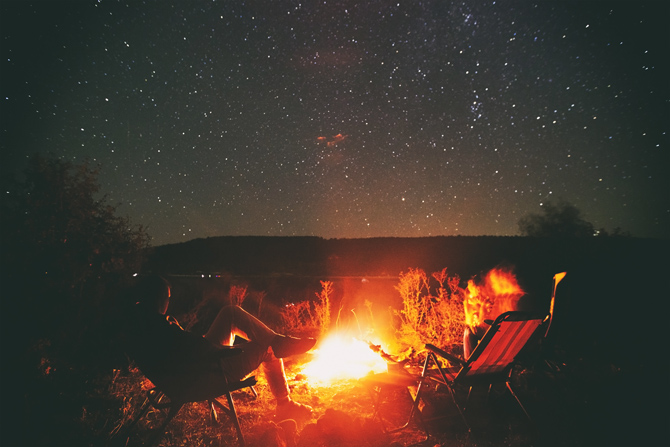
(2, 1, 668, 246)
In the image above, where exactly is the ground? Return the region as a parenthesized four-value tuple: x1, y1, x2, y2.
(85, 345, 664, 447)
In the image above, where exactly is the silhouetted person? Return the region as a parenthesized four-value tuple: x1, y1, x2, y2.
(463, 324, 487, 359)
(128, 275, 315, 421)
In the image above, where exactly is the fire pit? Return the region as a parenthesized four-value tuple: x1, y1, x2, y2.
(300, 331, 389, 385)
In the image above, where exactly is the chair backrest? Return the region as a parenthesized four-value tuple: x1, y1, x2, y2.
(544, 271, 567, 338)
(124, 308, 234, 403)
(457, 311, 544, 380)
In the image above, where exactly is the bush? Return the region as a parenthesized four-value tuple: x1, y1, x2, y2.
(392, 268, 465, 358)
(280, 280, 332, 337)
(1, 155, 151, 445)
(3, 155, 150, 363)
(518, 200, 594, 237)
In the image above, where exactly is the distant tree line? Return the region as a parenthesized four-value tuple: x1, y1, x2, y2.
(517, 199, 631, 238)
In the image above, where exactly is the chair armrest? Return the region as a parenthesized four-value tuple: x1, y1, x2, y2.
(425, 344, 466, 367)
(201, 346, 243, 368)
(216, 346, 243, 359)
(227, 375, 258, 392)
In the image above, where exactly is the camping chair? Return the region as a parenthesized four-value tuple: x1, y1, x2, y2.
(365, 311, 546, 434)
(123, 368, 257, 447)
(545, 271, 567, 338)
(415, 311, 546, 431)
(119, 330, 258, 447)
(539, 272, 567, 373)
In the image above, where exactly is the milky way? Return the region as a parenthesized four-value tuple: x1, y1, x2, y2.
(2, 1, 668, 245)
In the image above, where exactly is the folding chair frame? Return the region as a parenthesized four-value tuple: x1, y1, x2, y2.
(414, 311, 546, 431)
(122, 375, 257, 447)
(364, 368, 426, 434)
(366, 311, 547, 435)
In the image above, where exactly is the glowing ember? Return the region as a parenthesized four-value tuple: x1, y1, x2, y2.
(300, 332, 388, 385)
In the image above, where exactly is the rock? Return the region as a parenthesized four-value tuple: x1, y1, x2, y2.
(296, 422, 321, 447)
(256, 422, 286, 447)
(316, 408, 362, 443)
(360, 417, 389, 446)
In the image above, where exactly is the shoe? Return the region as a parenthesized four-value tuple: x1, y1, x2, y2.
(275, 399, 313, 422)
(271, 334, 316, 359)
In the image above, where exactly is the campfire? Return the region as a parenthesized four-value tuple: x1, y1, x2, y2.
(300, 331, 389, 386)
(298, 267, 527, 386)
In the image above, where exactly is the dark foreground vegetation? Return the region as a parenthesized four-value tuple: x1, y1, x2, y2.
(1, 156, 668, 446)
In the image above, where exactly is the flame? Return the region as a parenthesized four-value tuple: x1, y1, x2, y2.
(300, 332, 388, 385)
(464, 268, 525, 327)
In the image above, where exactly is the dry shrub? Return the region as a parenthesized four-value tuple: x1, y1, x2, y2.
(281, 301, 315, 334)
(314, 281, 332, 335)
(281, 281, 332, 337)
(230, 284, 249, 307)
(392, 267, 465, 357)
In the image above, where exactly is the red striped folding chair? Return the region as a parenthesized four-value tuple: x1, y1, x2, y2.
(414, 311, 546, 431)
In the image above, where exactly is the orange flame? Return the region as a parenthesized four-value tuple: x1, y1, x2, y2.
(300, 332, 388, 385)
(464, 268, 525, 328)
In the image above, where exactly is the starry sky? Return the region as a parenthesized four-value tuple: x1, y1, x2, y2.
(2, 0, 668, 245)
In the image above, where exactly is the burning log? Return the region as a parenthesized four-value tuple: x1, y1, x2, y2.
(300, 332, 388, 385)
(368, 342, 411, 368)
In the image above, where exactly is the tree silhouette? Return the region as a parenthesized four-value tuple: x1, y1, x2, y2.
(518, 200, 594, 237)
(1, 154, 150, 364)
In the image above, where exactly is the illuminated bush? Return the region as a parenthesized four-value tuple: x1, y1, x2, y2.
(281, 280, 332, 337)
(392, 267, 465, 358)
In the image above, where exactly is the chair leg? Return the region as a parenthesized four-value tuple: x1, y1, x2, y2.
(363, 378, 421, 435)
(145, 403, 183, 447)
(114, 396, 151, 445)
(225, 391, 246, 447)
(506, 381, 532, 422)
(464, 386, 473, 412)
(444, 383, 471, 432)
(387, 385, 419, 433)
(210, 392, 246, 447)
(425, 353, 471, 432)
(126, 397, 152, 432)
(209, 400, 219, 424)
(249, 386, 258, 399)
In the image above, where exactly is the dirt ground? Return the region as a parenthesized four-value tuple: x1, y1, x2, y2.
(104, 345, 666, 447)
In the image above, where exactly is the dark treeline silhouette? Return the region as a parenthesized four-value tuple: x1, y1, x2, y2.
(1, 155, 149, 361)
(146, 234, 662, 295)
(148, 235, 576, 278)
(1, 155, 149, 446)
(518, 199, 595, 237)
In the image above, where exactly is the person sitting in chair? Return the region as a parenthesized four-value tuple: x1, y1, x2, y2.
(128, 275, 316, 421)
(462, 269, 525, 359)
